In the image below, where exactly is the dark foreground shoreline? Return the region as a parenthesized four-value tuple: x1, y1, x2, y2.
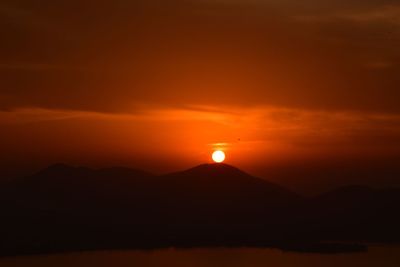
(0, 242, 368, 259)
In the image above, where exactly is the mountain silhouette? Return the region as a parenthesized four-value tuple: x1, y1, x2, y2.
(0, 163, 399, 256)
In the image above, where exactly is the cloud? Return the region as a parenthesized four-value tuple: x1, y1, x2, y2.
(294, 4, 400, 25)
(341, 5, 400, 24)
(2, 106, 400, 147)
(0, 0, 399, 114)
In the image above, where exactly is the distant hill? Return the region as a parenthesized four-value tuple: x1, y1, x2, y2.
(0, 163, 399, 256)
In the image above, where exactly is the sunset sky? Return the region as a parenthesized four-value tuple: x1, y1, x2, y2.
(1, 0, 400, 193)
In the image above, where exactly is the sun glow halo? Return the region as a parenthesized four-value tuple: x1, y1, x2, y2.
(212, 150, 225, 163)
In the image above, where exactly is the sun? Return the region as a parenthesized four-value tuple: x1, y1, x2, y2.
(212, 150, 225, 163)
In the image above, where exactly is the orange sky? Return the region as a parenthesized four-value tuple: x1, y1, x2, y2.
(1, 0, 400, 193)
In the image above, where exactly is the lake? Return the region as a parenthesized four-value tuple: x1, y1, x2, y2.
(0, 247, 399, 267)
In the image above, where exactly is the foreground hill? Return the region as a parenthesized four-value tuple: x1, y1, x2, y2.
(0, 163, 399, 255)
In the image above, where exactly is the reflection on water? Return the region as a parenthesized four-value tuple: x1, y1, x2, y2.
(0, 247, 399, 267)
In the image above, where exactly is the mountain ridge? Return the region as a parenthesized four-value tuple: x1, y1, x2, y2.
(0, 163, 399, 256)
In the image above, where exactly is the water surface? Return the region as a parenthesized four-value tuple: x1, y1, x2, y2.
(0, 247, 399, 267)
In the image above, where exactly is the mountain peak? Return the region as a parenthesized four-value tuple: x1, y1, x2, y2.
(180, 163, 251, 177)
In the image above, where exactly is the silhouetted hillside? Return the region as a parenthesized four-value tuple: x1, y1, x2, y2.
(0, 163, 399, 256)
(306, 185, 400, 242)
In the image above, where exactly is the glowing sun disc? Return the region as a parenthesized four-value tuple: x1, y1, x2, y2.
(212, 150, 225, 163)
